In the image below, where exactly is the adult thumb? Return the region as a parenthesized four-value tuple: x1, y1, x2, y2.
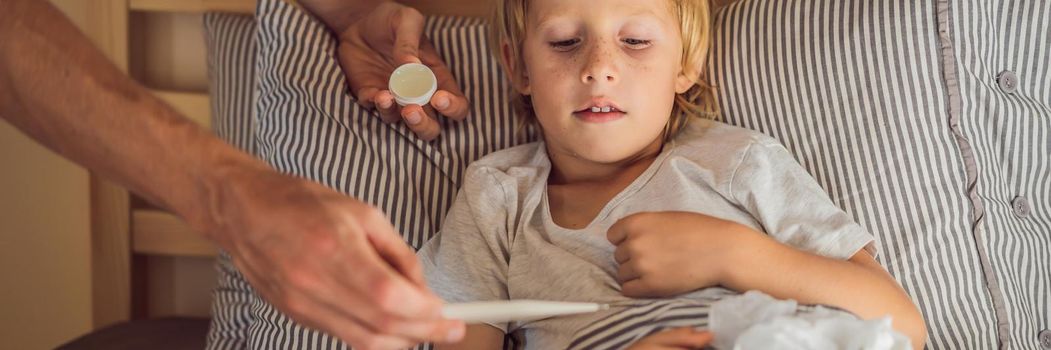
(392, 7, 425, 65)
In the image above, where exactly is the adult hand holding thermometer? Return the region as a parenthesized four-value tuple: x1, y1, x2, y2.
(442, 300, 610, 324)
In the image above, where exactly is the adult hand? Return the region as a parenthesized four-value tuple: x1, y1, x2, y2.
(624, 328, 714, 350)
(607, 211, 763, 298)
(335, 1, 470, 141)
(207, 166, 465, 349)
(0, 0, 464, 348)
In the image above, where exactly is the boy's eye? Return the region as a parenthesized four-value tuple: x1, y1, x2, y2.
(622, 38, 652, 48)
(548, 38, 580, 50)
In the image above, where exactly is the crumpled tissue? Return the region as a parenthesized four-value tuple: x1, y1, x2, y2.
(709, 290, 911, 350)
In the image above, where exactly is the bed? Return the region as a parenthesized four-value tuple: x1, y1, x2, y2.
(61, 0, 1050, 349)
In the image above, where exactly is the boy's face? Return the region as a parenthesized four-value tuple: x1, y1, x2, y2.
(516, 0, 696, 164)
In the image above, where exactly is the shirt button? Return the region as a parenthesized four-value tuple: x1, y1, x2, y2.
(1012, 196, 1031, 218)
(997, 70, 1018, 93)
(1040, 329, 1051, 349)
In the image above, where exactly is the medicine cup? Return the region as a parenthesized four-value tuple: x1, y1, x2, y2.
(388, 63, 438, 106)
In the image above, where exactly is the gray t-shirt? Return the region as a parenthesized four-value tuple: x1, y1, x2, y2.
(418, 121, 876, 349)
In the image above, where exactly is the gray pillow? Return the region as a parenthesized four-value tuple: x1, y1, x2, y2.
(205, 0, 1051, 349)
(206, 12, 256, 156)
(203, 13, 258, 350)
(204, 0, 533, 348)
(710, 1, 1050, 349)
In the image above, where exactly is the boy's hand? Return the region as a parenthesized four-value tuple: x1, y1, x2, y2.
(625, 328, 713, 350)
(606, 211, 764, 297)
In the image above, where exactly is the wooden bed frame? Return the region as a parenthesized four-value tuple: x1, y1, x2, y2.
(85, 0, 730, 332)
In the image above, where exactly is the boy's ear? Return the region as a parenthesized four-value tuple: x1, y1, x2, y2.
(501, 42, 531, 95)
(674, 56, 706, 94)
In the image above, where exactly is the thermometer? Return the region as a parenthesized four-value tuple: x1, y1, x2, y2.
(442, 300, 609, 324)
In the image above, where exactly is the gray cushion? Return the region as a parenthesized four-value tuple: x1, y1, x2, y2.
(205, 12, 257, 156)
(204, 0, 533, 348)
(710, 1, 988, 348)
(202, 13, 258, 350)
(941, 1, 1050, 348)
(204, 0, 1051, 349)
(710, 1, 1050, 348)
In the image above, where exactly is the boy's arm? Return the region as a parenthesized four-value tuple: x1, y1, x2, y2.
(724, 233, 928, 350)
(608, 212, 926, 349)
(435, 324, 505, 350)
(721, 140, 927, 348)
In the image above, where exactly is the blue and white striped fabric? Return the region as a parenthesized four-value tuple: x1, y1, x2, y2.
(203, 13, 261, 350)
(204, 0, 534, 348)
(710, 1, 1049, 349)
(565, 299, 842, 350)
(205, 13, 257, 156)
(253, 2, 534, 252)
(567, 299, 717, 350)
(203, 0, 1050, 348)
(947, 1, 1050, 348)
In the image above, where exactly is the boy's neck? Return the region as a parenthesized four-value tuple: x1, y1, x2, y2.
(546, 138, 664, 185)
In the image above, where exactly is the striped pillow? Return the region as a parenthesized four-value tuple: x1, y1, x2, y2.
(253, 2, 535, 252)
(202, 13, 258, 350)
(945, 1, 1050, 348)
(711, 1, 977, 348)
(205, 0, 533, 348)
(205, 13, 256, 155)
(206, 0, 1049, 349)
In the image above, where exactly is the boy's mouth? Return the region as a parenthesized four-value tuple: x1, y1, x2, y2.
(573, 103, 626, 123)
(577, 106, 621, 113)
(574, 98, 624, 114)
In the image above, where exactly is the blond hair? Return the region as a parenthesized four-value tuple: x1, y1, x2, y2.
(489, 0, 719, 141)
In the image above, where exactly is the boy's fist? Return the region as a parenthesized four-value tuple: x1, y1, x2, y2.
(607, 211, 764, 297)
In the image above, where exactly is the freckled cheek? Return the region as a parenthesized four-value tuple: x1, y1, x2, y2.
(528, 61, 580, 97)
(539, 52, 580, 75)
(621, 63, 672, 93)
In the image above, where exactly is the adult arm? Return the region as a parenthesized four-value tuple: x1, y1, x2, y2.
(0, 1, 463, 348)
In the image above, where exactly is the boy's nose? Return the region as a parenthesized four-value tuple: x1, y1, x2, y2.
(580, 42, 618, 85)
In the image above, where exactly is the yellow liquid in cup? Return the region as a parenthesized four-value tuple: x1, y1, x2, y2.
(390, 64, 436, 99)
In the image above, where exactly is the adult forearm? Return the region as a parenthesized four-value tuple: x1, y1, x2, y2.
(0, 0, 265, 242)
(724, 234, 927, 349)
(296, 0, 387, 34)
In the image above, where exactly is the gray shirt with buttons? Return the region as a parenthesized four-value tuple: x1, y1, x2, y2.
(418, 120, 877, 349)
